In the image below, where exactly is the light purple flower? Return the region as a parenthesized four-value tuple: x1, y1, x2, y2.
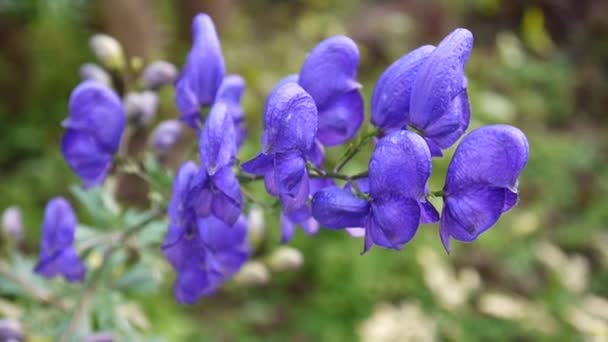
(175, 13, 225, 130)
(123, 91, 159, 126)
(142, 60, 178, 89)
(149, 120, 182, 156)
(34, 197, 86, 282)
(440, 125, 529, 253)
(61, 81, 125, 187)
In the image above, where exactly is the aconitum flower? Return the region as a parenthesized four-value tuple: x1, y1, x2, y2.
(215, 75, 247, 147)
(123, 91, 159, 126)
(175, 13, 225, 129)
(142, 60, 178, 90)
(371, 29, 473, 157)
(34, 197, 86, 282)
(149, 120, 182, 156)
(312, 130, 439, 252)
(61, 81, 125, 187)
(162, 162, 248, 304)
(1, 206, 23, 243)
(439, 125, 529, 253)
(192, 103, 242, 225)
(298, 36, 364, 146)
(79, 63, 112, 87)
(241, 82, 318, 211)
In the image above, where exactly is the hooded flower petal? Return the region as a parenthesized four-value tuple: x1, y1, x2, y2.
(369, 130, 432, 200)
(216, 75, 247, 146)
(440, 125, 529, 252)
(371, 45, 435, 131)
(316, 89, 364, 146)
(167, 161, 199, 226)
(61, 129, 113, 188)
(366, 195, 421, 252)
(34, 197, 86, 282)
(274, 153, 307, 198)
(409, 29, 473, 153)
(299, 36, 361, 106)
(262, 82, 318, 154)
(63, 81, 125, 152)
(311, 187, 370, 229)
(175, 13, 225, 129)
(199, 103, 236, 175)
(210, 167, 242, 226)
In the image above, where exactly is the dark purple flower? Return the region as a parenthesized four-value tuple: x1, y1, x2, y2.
(241, 82, 317, 211)
(215, 75, 247, 147)
(439, 125, 529, 253)
(162, 163, 249, 304)
(34, 197, 86, 282)
(312, 130, 439, 252)
(371, 45, 435, 131)
(61, 81, 125, 188)
(298, 36, 364, 146)
(175, 13, 225, 130)
(409, 28, 473, 156)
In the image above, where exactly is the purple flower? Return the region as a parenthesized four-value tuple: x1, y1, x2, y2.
(61, 81, 125, 188)
(312, 130, 439, 252)
(215, 75, 247, 147)
(34, 197, 86, 282)
(162, 163, 249, 304)
(439, 125, 529, 253)
(142, 60, 178, 90)
(149, 120, 182, 156)
(241, 82, 318, 211)
(123, 91, 159, 126)
(298, 36, 364, 146)
(175, 13, 225, 130)
(371, 29, 473, 157)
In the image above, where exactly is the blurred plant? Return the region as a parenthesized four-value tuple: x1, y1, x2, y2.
(0, 11, 534, 341)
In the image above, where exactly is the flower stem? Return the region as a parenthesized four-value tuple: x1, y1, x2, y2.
(0, 261, 67, 310)
(308, 163, 368, 181)
(60, 208, 164, 342)
(334, 128, 378, 172)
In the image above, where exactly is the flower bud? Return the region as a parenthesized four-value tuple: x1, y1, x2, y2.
(0, 319, 24, 342)
(247, 205, 265, 248)
(84, 332, 113, 342)
(233, 261, 270, 286)
(2, 206, 23, 244)
(142, 60, 178, 89)
(79, 63, 112, 87)
(148, 120, 182, 156)
(123, 91, 158, 126)
(89, 34, 125, 70)
(268, 246, 304, 272)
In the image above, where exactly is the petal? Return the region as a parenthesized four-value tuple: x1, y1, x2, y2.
(263, 74, 299, 117)
(241, 152, 274, 175)
(34, 248, 86, 283)
(503, 189, 518, 212)
(198, 216, 249, 277)
(279, 171, 310, 212)
(368, 195, 420, 251)
(280, 213, 296, 243)
(311, 187, 369, 229)
(307, 139, 325, 167)
(175, 14, 225, 129)
(61, 129, 112, 188)
(299, 36, 361, 107)
(419, 200, 440, 224)
(440, 186, 508, 252)
(168, 161, 199, 223)
(444, 125, 529, 194)
(40, 197, 77, 251)
(370, 45, 435, 131)
(316, 89, 364, 146)
(284, 205, 319, 236)
(263, 82, 318, 154)
(215, 74, 245, 115)
(274, 153, 306, 197)
(64, 81, 125, 153)
(174, 265, 212, 304)
(410, 28, 473, 130)
(199, 103, 236, 174)
(369, 130, 432, 199)
(210, 168, 242, 226)
(345, 227, 365, 237)
(422, 85, 471, 155)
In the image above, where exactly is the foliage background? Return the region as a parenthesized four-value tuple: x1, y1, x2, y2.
(1, 0, 607, 341)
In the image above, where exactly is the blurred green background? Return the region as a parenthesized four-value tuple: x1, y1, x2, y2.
(1, 0, 607, 341)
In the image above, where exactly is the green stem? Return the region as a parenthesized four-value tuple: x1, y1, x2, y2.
(60, 208, 164, 342)
(334, 128, 378, 172)
(308, 163, 368, 181)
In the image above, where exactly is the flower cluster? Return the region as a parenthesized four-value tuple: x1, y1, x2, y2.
(35, 12, 529, 306)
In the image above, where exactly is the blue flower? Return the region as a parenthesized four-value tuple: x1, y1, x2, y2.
(61, 81, 125, 188)
(162, 162, 249, 304)
(193, 103, 242, 225)
(34, 197, 86, 282)
(298, 36, 364, 146)
(241, 82, 318, 211)
(371, 29, 473, 156)
(311, 130, 439, 252)
(439, 125, 529, 253)
(175, 13, 225, 129)
(215, 75, 247, 147)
